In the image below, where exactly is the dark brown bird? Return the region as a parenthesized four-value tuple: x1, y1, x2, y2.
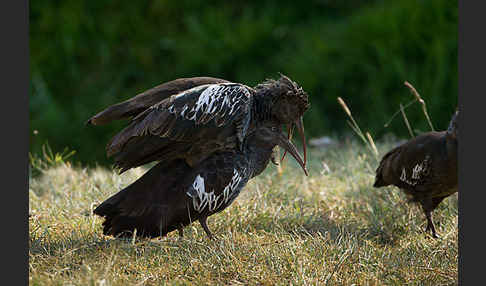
(373, 110, 458, 238)
(89, 75, 310, 238)
(93, 123, 307, 239)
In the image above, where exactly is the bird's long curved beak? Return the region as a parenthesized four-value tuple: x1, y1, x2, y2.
(275, 131, 308, 176)
(295, 116, 307, 165)
(280, 116, 307, 167)
(280, 125, 293, 162)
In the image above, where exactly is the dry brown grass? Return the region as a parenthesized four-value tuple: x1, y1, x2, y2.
(29, 142, 457, 285)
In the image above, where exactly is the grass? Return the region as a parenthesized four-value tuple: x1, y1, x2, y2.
(29, 140, 458, 285)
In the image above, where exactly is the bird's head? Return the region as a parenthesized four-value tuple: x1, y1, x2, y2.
(248, 123, 308, 176)
(266, 74, 309, 124)
(255, 74, 310, 167)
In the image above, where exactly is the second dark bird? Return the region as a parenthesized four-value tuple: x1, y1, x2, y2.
(373, 110, 458, 238)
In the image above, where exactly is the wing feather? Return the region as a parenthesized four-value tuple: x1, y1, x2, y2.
(106, 83, 253, 165)
(186, 152, 249, 214)
(86, 77, 229, 125)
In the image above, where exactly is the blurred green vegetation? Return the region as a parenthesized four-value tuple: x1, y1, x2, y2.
(30, 0, 457, 166)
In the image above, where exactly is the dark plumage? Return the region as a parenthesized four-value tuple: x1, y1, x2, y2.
(86, 77, 230, 126)
(87, 75, 309, 173)
(373, 110, 458, 238)
(93, 124, 307, 239)
(89, 75, 310, 238)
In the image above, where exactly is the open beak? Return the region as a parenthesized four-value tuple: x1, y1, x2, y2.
(280, 117, 307, 168)
(275, 131, 308, 176)
(280, 124, 293, 162)
(295, 116, 307, 165)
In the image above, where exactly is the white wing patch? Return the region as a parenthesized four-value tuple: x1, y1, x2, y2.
(187, 168, 245, 213)
(167, 84, 250, 125)
(400, 155, 431, 186)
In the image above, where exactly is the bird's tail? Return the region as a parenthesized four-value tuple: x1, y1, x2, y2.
(93, 186, 145, 237)
(93, 160, 189, 238)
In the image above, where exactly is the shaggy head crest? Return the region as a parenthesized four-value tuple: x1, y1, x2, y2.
(255, 73, 309, 124)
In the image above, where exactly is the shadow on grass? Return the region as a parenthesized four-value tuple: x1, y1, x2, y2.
(29, 234, 113, 257)
(247, 212, 410, 246)
(29, 229, 201, 259)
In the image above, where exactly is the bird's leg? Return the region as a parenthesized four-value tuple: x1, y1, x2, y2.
(422, 196, 446, 239)
(431, 196, 446, 229)
(421, 200, 438, 239)
(424, 210, 438, 238)
(199, 216, 213, 240)
(178, 227, 184, 238)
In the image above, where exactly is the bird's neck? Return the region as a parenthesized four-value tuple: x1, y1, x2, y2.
(246, 144, 275, 178)
(252, 89, 274, 124)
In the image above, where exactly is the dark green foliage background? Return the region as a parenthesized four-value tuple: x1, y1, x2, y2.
(29, 0, 457, 166)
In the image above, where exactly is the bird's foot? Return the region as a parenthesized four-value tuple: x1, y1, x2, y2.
(425, 225, 439, 239)
(199, 217, 214, 240)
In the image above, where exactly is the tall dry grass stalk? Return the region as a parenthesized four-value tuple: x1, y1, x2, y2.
(384, 98, 416, 128)
(400, 103, 414, 138)
(366, 132, 379, 157)
(337, 97, 379, 160)
(383, 81, 435, 133)
(403, 81, 435, 131)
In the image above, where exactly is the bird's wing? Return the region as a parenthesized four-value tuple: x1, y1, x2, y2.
(374, 134, 442, 189)
(185, 152, 250, 214)
(106, 83, 253, 159)
(86, 77, 230, 125)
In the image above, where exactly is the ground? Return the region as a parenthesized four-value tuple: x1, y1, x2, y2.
(29, 140, 458, 285)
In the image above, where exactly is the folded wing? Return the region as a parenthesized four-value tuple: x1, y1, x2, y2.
(106, 83, 253, 172)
